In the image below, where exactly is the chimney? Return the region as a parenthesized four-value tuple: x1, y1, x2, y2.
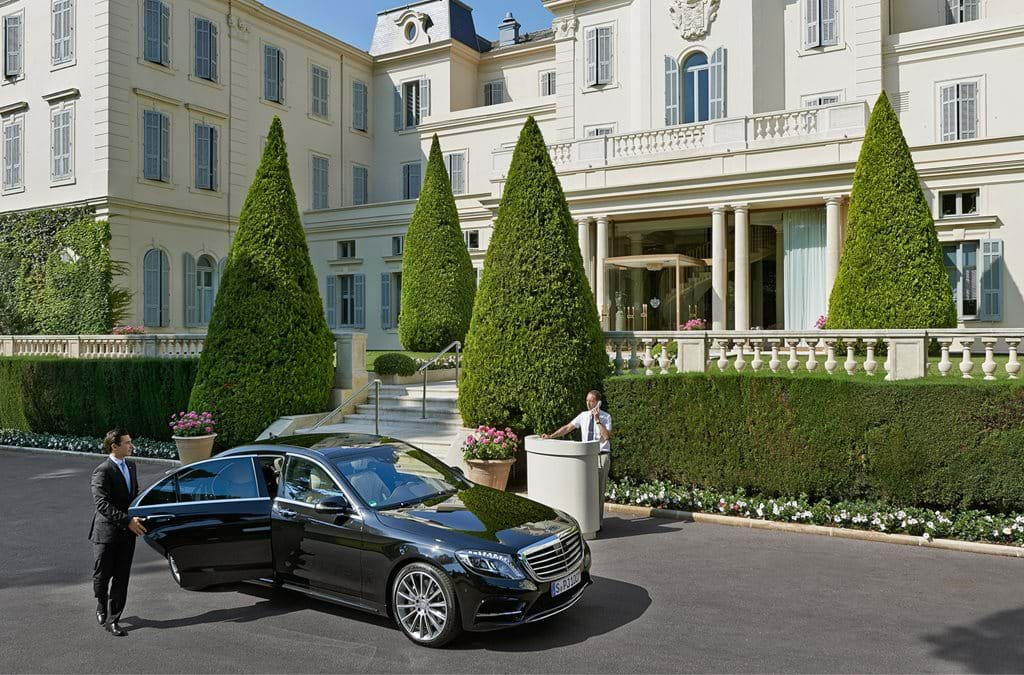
(498, 12, 520, 47)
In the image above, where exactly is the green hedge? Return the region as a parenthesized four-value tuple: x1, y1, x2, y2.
(605, 373, 1024, 513)
(374, 353, 418, 376)
(0, 357, 198, 441)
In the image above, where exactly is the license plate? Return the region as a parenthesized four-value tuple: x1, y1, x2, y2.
(550, 568, 582, 597)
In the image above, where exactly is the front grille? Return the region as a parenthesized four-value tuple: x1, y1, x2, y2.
(520, 528, 584, 581)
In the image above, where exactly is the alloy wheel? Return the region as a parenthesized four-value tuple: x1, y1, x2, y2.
(394, 569, 449, 643)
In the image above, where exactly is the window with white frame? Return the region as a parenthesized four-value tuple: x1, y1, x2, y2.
(665, 48, 727, 126)
(402, 161, 421, 200)
(464, 229, 480, 250)
(312, 155, 329, 209)
(391, 235, 404, 257)
(143, 0, 170, 66)
(193, 17, 218, 82)
(540, 70, 556, 97)
(395, 79, 430, 130)
(803, 0, 840, 49)
(336, 240, 355, 259)
(264, 44, 285, 103)
(4, 12, 24, 79)
(311, 64, 329, 118)
(143, 248, 170, 327)
(445, 152, 466, 195)
(193, 122, 218, 190)
(942, 240, 1002, 320)
(940, 190, 979, 218)
(939, 81, 978, 142)
(946, 0, 980, 24)
(143, 109, 170, 182)
(50, 103, 74, 182)
(184, 253, 218, 327)
(484, 80, 506, 106)
(381, 271, 402, 329)
(51, 0, 74, 66)
(803, 93, 842, 107)
(353, 165, 368, 205)
(352, 81, 368, 131)
(584, 25, 613, 87)
(325, 273, 364, 328)
(3, 114, 23, 191)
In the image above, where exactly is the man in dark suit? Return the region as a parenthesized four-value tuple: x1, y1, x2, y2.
(89, 428, 146, 637)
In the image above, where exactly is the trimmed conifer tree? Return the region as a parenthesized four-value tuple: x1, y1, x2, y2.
(398, 135, 476, 352)
(828, 93, 955, 329)
(459, 117, 609, 433)
(189, 117, 334, 446)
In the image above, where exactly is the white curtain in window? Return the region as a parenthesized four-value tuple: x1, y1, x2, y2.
(783, 208, 827, 329)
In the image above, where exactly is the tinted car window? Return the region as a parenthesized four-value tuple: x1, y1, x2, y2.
(139, 474, 177, 505)
(177, 458, 260, 502)
(335, 446, 461, 510)
(283, 457, 347, 505)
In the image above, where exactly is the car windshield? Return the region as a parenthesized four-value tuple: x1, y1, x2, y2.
(334, 444, 465, 511)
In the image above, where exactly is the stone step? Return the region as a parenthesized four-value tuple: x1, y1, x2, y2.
(359, 399, 459, 414)
(302, 420, 456, 459)
(344, 412, 462, 430)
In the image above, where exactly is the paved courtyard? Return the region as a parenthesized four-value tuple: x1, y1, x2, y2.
(1, 448, 1023, 674)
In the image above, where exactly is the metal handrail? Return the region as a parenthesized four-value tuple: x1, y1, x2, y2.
(418, 341, 461, 419)
(307, 378, 382, 435)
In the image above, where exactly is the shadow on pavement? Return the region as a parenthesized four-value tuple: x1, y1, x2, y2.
(593, 514, 688, 540)
(924, 606, 1024, 674)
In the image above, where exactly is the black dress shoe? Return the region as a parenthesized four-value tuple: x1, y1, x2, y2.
(109, 621, 127, 637)
(96, 608, 107, 626)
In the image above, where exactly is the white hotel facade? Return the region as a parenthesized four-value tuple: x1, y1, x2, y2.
(1, 0, 1023, 350)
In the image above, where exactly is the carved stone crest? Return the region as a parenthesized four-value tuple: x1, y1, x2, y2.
(669, 0, 720, 41)
(553, 16, 579, 41)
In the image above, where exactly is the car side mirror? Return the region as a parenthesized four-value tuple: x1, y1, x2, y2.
(315, 496, 351, 514)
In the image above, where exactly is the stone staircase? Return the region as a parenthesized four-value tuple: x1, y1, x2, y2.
(306, 380, 462, 458)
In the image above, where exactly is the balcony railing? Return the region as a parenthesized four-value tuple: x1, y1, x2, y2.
(0, 334, 206, 359)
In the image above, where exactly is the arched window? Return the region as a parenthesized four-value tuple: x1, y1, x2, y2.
(665, 48, 727, 127)
(143, 248, 169, 327)
(682, 52, 709, 124)
(196, 255, 216, 325)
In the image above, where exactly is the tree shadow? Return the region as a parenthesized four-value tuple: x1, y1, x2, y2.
(924, 606, 1024, 674)
(592, 514, 688, 540)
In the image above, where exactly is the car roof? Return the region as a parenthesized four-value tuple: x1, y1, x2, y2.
(222, 432, 415, 460)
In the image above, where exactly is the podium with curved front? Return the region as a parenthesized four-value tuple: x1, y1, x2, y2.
(524, 435, 601, 539)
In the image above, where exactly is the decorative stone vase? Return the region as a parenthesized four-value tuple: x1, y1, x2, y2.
(172, 434, 216, 465)
(465, 458, 516, 491)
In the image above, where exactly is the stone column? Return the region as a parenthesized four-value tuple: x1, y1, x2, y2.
(576, 216, 593, 295)
(596, 216, 610, 326)
(732, 204, 750, 331)
(710, 206, 727, 330)
(824, 195, 844, 300)
(774, 224, 784, 329)
(628, 233, 643, 319)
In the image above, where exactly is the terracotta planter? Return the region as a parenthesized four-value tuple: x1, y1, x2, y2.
(465, 458, 516, 491)
(172, 433, 216, 465)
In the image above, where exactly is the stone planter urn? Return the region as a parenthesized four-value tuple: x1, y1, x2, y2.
(465, 458, 516, 491)
(172, 434, 216, 465)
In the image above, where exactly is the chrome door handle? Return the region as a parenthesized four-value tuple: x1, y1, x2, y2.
(277, 508, 297, 519)
(146, 514, 174, 524)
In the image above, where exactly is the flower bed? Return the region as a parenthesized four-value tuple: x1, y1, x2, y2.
(0, 429, 178, 460)
(607, 477, 1024, 547)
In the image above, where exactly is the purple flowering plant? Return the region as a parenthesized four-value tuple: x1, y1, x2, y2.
(679, 318, 706, 331)
(462, 426, 519, 461)
(112, 325, 146, 335)
(814, 314, 828, 329)
(170, 411, 217, 438)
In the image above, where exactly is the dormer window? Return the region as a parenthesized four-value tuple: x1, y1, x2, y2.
(404, 22, 417, 42)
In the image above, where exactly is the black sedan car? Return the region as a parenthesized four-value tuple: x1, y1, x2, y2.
(129, 433, 592, 647)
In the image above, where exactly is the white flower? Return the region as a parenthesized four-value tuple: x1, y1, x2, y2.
(1003, 527, 1012, 536)
(922, 532, 932, 541)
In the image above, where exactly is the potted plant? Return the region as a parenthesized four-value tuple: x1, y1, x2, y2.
(170, 411, 217, 465)
(462, 426, 518, 490)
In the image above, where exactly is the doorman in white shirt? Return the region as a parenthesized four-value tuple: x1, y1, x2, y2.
(542, 390, 613, 523)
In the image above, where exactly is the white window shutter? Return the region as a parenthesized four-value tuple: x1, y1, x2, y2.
(981, 239, 1002, 320)
(958, 82, 977, 140)
(709, 47, 727, 120)
(963, 0, 979, 21)
(184, 253, 197, 327)
(6, 15, 22, 78)
(381, 273, 392, 329)
(821, 0, 838, 46)
(419, 78, 431, 119)
(665, 56, 679, 126)
(354, 274, 365, 328)
(143, 249, 160, 326)
(585, 28, 597, 86)
(597, 27, 612, 85)
(393, 86, 402, 131)
(804, 0, 820, 48)
(326, 275, 337, 328)
(940, 84, 957, 142)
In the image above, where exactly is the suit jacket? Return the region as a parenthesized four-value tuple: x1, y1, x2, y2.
(89, 457, 140, 544)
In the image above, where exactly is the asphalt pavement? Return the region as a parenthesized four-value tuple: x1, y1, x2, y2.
(1, 448, 1023, 674)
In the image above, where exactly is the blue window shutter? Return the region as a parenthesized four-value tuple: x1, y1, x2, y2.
(195, 124, 207, 189)
(184, 253, 197, 327)
(665, 56, 679, 126)
(264, 46, 277, 101)
(213, 257, 226, 308)
(278, 49, 286, 102)
(393, 86, 402, 131)
(160, 113, 170, 182)
(381, 273, 392, 329)
(194, 19, 208, 79)
(159, 250, 170, 326)
(326, 275, 337, 328)
(160, 2, 170, 65)
(981, 239, 1003, 321)
(354, 274, 365, 328)
(209, 24, 218, 81)
(144, 111, 160, 180)
(709, 47, 726, 120)
(144, 0, 160, 62)
(143, 249, 160, 326)
(209, 127, 218, 190)
(419, 78, 431, 119)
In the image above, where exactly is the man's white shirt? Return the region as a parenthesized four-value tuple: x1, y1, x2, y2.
(572, 409, 612, 453)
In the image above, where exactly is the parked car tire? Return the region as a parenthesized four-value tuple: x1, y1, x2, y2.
(168, 554, 207, 591)
(391, 562, 461, 648)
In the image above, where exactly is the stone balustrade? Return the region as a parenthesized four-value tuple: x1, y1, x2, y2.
(0, 334, 206, 359)
(604, 329, 1024, 381)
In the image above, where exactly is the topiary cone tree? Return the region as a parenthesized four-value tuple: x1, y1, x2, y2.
(459, 117, 609, 433)
(827, 93, 955, 329)
(398, 135, 476, 352)
(189, 116, 334, 447)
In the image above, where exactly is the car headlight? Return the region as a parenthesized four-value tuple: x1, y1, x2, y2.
(456, 550, 525, 580)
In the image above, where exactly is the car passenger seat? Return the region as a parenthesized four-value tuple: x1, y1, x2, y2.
(348, 470, 390, 506)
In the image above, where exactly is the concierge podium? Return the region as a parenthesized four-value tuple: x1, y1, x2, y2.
(524, 435, 602, 539)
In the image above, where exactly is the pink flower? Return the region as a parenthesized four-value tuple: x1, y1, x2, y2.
(481, 438, 490, 444)
(205, 427, 212, 433)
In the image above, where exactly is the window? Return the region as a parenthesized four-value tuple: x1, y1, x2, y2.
(946, 0, 980, 24)
(381, 271, 402, 329)
(940, 82, 978, 142)
(143, 248, 169, 327)
(586, 126, 614, 137)
(311, 65, 329, 118)
(193, 17, 218, 82)
(585, 25, 613, 87)
(803, 93, 842, 107)
(683, 53, 708, 124)
(943, 240, 1002, 320)
(404, 22, 417, 42)
(391, 235, 404, 257)
(665, 48, 727, 126)
(402, 161, 421, 200)
(445, 152, 465, 195)
(143, 0, 170, 66)
(940, 190, 979, 218)
(484, 80, 506, 106)
(540, 70, 556, 96)
(326, 273, 365, 328)
(3, 114, 23, 192)
(51, 0, 74, 66)
(264, 44, 285, 103)
(194, 122, 218, 190)
(184, 253, 217, 326)
(803, 0, 839, 49)
(4, 13, 23, 79)
(353, 165, 368, 205)
(143, 110, 170, 182)
(51, 103, 74, 182)
(352, 81, 368, 131)
(464, 230, 480, 250)
(139, 474, 177, 506)
(177, 458, 260, 502)
(312, 155, 329, 209)
(336, 240, 355, 259)
(396, 79, 430, 130)
(283, 457, 346, 505)
(333, 445, 461, 511)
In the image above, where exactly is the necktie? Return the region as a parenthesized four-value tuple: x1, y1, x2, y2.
(588, 414, 596, 443)
(116, 460, 130, 491)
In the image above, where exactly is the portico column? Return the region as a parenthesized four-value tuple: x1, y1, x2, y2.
(576, 216, 594, 295)
(596, 216, 610, 327)
(774, 224, 785, 329)
(732, 204, 750, 331)
(627, 233, 643, 316)
(710, 206, 727, 330)
(824, 195, 844, 301)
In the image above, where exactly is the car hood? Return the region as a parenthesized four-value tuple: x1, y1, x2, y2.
(380, 485, 576, 550)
